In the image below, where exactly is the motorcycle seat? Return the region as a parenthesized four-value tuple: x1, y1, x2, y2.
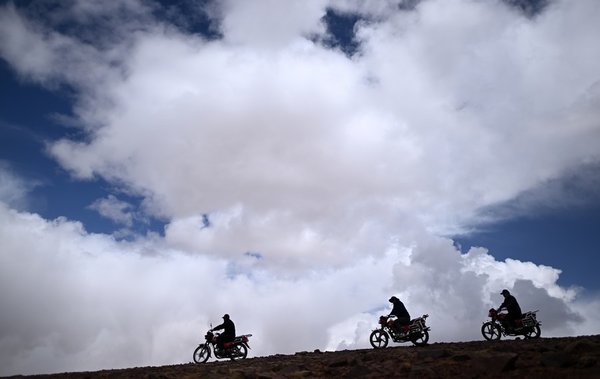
(410, 315, 427, 323)
(233, 334, 252, 343)
(391, 320, 410, 327)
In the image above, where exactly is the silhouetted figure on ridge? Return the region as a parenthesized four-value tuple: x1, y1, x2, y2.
(211, 314, 236, 349)
(498, 289, 522, 328)
(389, 296, 411, 332)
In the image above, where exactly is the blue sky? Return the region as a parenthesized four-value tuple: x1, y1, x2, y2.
(457, 205, 600, 290)
(1, 55, 167, 236)
(1, 0, 600, 375)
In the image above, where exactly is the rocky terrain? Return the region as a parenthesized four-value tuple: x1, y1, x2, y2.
(8, 335, 600, 378)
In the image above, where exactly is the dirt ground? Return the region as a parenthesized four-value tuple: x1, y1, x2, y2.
(7, 335, 600, 378)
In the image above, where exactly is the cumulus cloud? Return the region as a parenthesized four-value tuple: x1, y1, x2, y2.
(1, 0, 600, 375)
(0, 2, 116, 90)
(88, 195, 135, 227)
(43, 0, 600, 239)
(0, 202, 592, 375)
(0, 201, 395, 374)
(220, 0, 328, 48)
(0, 161, 37, 210)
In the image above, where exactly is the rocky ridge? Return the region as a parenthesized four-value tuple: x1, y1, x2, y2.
(8, 335, 600, 378)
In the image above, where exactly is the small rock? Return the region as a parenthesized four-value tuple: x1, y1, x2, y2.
(452, 354, 471, 362)
(408, 366, 436, 378)
(328, 359, 349, 368)
(227, 370, 248, 379)
(416, 349, 450, 359)
(400, 362, 412, 373)
(289, 370, 313, 377)
(279, 364, 307, 375)
(470, 352, 518, 373)
(565, 340, 594, 354)
(345, 364, 371, 378)
(576, 356, 597, 368)
(541, 352, 574, 368)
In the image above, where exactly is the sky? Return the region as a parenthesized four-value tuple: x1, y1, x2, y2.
(1, 0, 599, 375)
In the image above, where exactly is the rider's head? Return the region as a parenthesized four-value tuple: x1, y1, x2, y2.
(501, 289, 510, 296)
(389, 296, 399, 303)
(223, 314, 230, 320)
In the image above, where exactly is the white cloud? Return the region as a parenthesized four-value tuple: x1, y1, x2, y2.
(88, 195, 135, 226)
(0, 161, 36, 210)
(1, 0, 600, 375)
(39, 0, 600, 240)
(0, 202, 595, 376)
(0, 3, 58, 82)
(220, 0, 328, 48)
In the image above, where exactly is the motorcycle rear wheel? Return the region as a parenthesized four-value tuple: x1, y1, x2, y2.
(524, 325, 541, 339)
(369, 330, 389, 349)
(230, 344, 248, 360)
(193, 344, 210, 363)
(481, 322, 501, 341)
(410, 330, 429, 346)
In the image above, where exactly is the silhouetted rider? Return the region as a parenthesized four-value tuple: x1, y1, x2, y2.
(211, 314, 236, 349)
(389, 296, 411, 330)
(498, 289, 522, 328)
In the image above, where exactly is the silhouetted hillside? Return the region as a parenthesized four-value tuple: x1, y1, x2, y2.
(9, 335, 600, 378)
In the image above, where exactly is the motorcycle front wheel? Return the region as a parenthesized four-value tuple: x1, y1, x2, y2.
(410, 330, 429, 346)
(230, 344, 248, 360)
(481, 322, 502, 341)
(524, 325, 541, 339)
(369, 330, 389, 349)
(193, 344, 211, 363)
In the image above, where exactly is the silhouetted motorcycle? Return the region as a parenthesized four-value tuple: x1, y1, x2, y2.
(193, 329, 252, 363)
(370, 314, 430, 348)
(481, 308, 541, 340)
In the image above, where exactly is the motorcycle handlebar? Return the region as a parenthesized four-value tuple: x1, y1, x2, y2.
(382, 314, 429, 319)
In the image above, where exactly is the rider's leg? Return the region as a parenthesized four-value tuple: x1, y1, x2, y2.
(507, 314, 517, 329)
(398, 317, 410, 333)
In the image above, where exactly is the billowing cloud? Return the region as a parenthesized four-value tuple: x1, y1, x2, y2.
(39, 0, 600, 260)
(1, 0, 600, 375)
(220, 0, 328, 48)
(0, 161, 37, 210)
(0, 201, 594, 375)
(88, 195, 135, 227)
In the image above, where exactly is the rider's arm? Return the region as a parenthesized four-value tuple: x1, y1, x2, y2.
(498, 298, 508, 311)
